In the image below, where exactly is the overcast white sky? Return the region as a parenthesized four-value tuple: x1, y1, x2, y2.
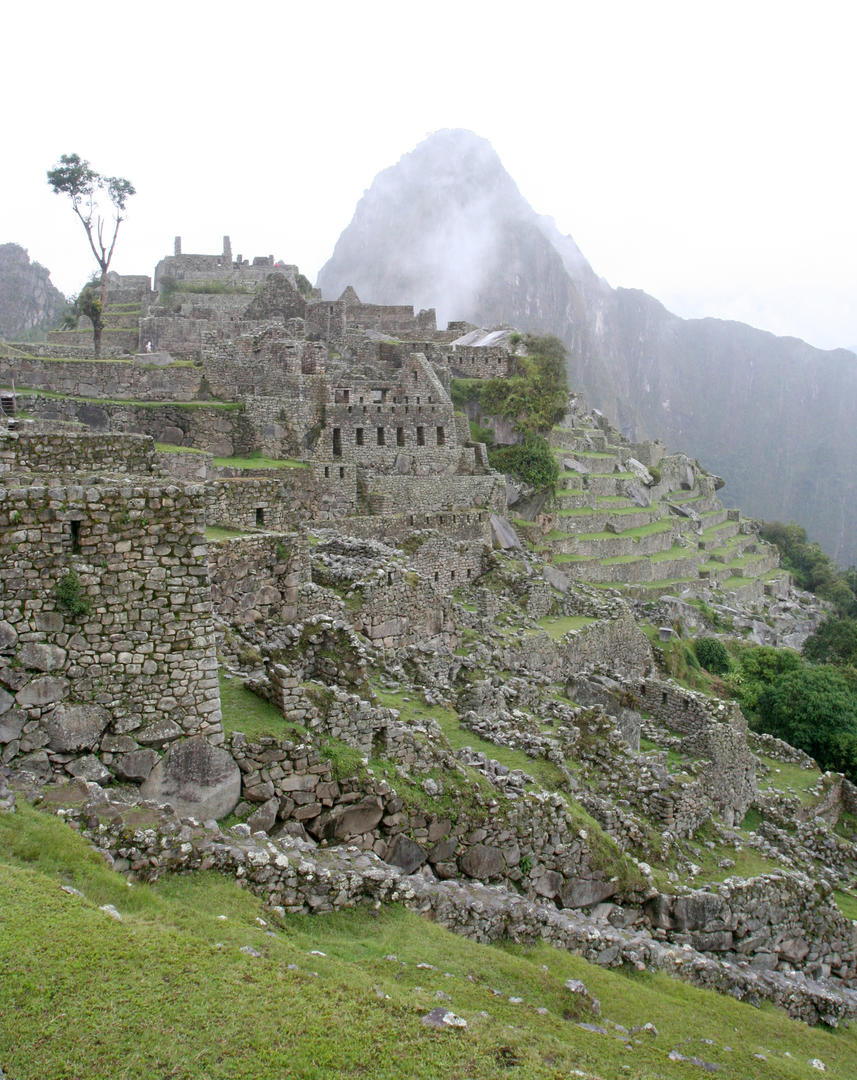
(5, 0, 856, 350)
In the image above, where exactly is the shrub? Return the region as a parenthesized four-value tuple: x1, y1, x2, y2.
(488, 435, 559, 490)
(694, 636, 729, 674)
(55, 569, 92, 618)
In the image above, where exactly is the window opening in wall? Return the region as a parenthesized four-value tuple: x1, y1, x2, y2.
(450, 570, 455, 579)
(436, 426, 445, 445)
(377, 426, 385, 446)
(355, 427, 364, 446)
(466, 569, 471, 578)
(339, 466, 345, 478)
(434, 571, 439, 582)
(416, 396, 421, 404)
(416, 426, 425, 446)
(396, 426, 404, 447)
(255, 507, 265, 527)
(324, 466, 330, 478)
(662, 691, 668, 705)
(332, 428, 342, 456)
(69, 519, 82, 554)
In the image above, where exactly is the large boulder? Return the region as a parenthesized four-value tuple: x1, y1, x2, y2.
(459, 843, 506, 879)
(43, 703, 109, 752)
(140, 736, 241, 820)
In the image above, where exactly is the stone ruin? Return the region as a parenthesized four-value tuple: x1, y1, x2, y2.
(1, 235, 854, 1025)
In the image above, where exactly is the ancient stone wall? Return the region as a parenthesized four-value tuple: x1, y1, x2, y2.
(21, 394, 258, 458)
(0, 478, 222, 784)
(444, 345, 516, 379)
(0, 355, 204, 402)
(365, 474, 505, 515)
(2, 429, 157, 476)
(204, 468, 356, 529)
(208, 534, 310, 626)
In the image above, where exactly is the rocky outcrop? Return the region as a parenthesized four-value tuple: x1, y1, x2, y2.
(0, 243, 66, 339)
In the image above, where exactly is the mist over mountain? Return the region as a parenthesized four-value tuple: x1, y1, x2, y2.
(0, 243, 66, 340)
(318, 130, 857, 567)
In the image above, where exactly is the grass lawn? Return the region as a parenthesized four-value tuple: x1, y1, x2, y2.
(0, 804, 854, 1079)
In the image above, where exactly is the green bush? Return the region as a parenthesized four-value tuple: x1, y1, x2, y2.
(55, 569, 92, 618)
(694, 636, 729, 674)
(488, 435, 559, 490)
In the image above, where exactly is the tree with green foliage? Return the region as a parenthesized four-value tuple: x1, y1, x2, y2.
(46, 153, 135, 357)
(803, 616, 857, 668)
(693, 636, 729, 674)
(756, 664, 857, 780)
(728, 643, 803, 714)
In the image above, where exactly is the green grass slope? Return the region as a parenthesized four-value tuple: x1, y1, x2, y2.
(1, 803, 855, 1080)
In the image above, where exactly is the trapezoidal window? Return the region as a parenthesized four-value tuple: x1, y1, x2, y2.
(69, 519, 82, 554)
(416, 426, 425, 446)
(436, 426, 445, 446)
(332, 428, 342, 457)
(396, 426, 404, 447)
(255, 507, 265, 527)
(355, 427, 364, 446)
(376, 426, 385, 446)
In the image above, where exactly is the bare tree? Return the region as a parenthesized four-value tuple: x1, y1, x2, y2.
(47, 154, 135, 357)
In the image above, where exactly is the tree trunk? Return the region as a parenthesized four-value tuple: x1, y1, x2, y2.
(94, 269, 108, 358)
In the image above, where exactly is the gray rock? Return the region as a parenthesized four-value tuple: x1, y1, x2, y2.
(246, 797, 279, 833)
(323, 796, 384, 840)
(43, 703, 110, 752)
(113, 749, 160, 783)
(562, 457, 590, 475)
(625, 457, 654, 486)
(421, 1008, 467, 1030)
(135, 718, 184, 746)
(16, 676, 70, 708)
(560, 876, 618, 909)
(489, 514, 521, 551)
(385, 834, 427, 874)
(0, 707, 25, 742)
(0, 620, 18, 653)
(543, 565, 570, 593)
(140, 736, 241, 820)
(17, 642, 67, 672)
(624, 479, 652, 507)
(459, 843, 505, 879)
(0, 686, 15, 718)
(66, 754, 112, 786)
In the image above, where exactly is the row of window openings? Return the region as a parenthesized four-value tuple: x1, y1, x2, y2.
(332, 426, 443, 455)
(334, 390, 434, 406)
(342, 404, 436, 415)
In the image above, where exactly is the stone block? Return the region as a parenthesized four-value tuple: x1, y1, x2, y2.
(43, 703, 110, 752)
(16, 676, 70, 708)
(113, 749, 161, 783)
(385, 834, 427, 874)
(140, 735, 241, 820)
(459, 843, 505, 880)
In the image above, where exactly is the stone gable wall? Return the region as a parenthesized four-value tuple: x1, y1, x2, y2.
(0, 479, 222, 785)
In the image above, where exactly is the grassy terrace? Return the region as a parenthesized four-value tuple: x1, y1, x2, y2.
(536, 614, 597, 638)
(206, 526, 250, 541)
(4, 804, 854, 1079)
(213, 454, 309, 469)
(2, 353, 195, 367)
(8, 387, 242, 409)
(755, 754, 822, 805)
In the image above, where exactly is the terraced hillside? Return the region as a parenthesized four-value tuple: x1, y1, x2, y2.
(516, 396, 789, 605)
